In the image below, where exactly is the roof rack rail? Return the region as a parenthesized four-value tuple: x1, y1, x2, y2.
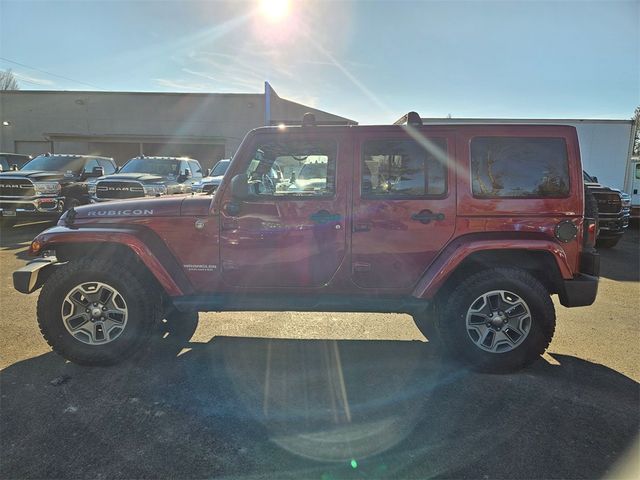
(394, 111, 423, 126)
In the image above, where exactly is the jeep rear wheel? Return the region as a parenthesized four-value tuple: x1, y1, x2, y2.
(37, 258, 160, 366)
(437, 268, 555, 373)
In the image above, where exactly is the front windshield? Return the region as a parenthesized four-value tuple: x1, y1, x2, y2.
(21, 155, 85, 173)
(120, 158, 180, 176)
(211, 160, 230, 176)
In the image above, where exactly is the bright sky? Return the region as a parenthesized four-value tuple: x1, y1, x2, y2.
(1, 0, 638, 124)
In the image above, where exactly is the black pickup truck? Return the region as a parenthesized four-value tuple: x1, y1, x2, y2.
(89, 156, 203, 201)
(0, 153, 32, 172)
(0, 153, 116, 227)
(584, 171, 631, 248)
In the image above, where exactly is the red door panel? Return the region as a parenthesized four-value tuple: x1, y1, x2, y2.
(351, 128, 457, 289)
(219, 132, 349, 289)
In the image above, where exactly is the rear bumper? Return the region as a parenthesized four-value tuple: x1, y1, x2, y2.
(558, 251, 600, 307)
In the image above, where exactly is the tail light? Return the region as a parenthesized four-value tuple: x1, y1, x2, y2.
(583, 219, 597, 248)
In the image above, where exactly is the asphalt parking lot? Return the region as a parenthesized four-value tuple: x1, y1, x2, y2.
(1, 222, 638, 479)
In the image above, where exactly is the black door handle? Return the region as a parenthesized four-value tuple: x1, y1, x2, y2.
(411, 210, 445, 224)
(310, 210, 341, 224)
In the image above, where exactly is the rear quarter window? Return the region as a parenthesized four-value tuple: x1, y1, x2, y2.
(470, 137, 570, 198)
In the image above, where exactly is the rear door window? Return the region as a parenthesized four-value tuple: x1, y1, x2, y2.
(470, 137, 569, 198)
(361, 138, 447, 197)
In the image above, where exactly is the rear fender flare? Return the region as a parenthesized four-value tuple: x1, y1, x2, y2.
(412, 237, 572, 299)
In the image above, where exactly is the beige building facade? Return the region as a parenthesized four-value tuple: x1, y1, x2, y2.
(0, 84, 355, 171)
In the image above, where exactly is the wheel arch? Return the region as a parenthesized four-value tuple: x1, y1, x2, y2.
(33, 227, 191, 297)
(413, 237, 573, 302)
(437, 250, 565, 302)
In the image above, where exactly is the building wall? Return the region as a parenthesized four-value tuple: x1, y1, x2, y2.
(0, 90, 354, 171)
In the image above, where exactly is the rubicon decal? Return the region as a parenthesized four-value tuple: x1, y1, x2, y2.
(87, 209, 154, 216)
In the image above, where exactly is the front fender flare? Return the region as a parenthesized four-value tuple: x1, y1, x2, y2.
(30, 226, 188, 296)
(412, 236, 572, 299)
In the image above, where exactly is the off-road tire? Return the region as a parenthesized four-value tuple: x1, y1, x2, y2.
(596, 237, 620, 249)
(437, 267, 555, 373)
(37, 258, 161, 366)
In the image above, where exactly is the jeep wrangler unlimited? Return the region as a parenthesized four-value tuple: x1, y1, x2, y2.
(13, 113, 600, 372)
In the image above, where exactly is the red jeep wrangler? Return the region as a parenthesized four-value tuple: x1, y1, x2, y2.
(14, 113, 600, 372)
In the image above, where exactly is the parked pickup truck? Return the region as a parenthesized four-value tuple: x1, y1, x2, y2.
(0, 153, 116, 227)
(584, 171, 631, 248)
(0, 153, 32, 172)
(88, 156, 204, 201)
(192, 159, 230, 194)
(14, 113, 600, 373)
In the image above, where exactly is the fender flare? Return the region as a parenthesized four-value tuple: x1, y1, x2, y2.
(412, 236, 572, 299)
(30, 226, 190, 296)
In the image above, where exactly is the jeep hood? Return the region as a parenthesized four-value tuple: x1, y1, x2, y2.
(96, 173, 167, 183)
(72, 196, 186, 219)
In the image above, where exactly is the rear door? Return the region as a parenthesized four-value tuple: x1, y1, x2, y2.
(351, 128, 456, 289)
(219, 132, 349, 288)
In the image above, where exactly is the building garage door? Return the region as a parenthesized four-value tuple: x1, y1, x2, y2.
(88, 142, 141, 166)
(15, 141, 52, 157)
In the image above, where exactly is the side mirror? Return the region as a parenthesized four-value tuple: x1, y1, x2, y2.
(592, 176, 598, 183)
(230, 173, 249, 200)
(90, 166, 105, 177)
(10, 163, 19, 171)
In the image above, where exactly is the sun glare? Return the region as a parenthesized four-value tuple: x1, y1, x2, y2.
(260, 0, 290, 21)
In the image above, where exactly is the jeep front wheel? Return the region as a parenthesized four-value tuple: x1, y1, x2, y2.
(437, 267, 555, 373)
(37, 258, 159, 366)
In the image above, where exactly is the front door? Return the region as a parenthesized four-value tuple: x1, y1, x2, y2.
(351, 128, 457, 289)
(219, 133, 348, 288)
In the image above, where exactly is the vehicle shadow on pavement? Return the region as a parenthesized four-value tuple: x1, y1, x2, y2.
(1, 334, 638, 479)
(0, 222, 52, 260)
(598, 225, 639, 282)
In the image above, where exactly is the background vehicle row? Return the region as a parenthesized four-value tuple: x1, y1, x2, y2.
(0, 154, 205, 225)
(0, 153, 115, 226)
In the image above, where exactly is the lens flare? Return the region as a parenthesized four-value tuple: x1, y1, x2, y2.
(260, 0, 290, 21)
